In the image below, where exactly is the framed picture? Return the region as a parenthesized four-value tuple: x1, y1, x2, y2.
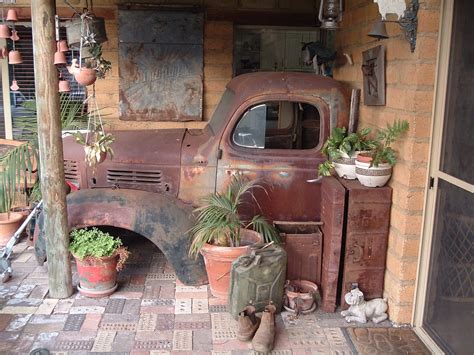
(362, 45, 386, 106)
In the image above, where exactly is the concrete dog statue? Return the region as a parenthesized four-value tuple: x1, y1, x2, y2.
(340, 288, 388, 324)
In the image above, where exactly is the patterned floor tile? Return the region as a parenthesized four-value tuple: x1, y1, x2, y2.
(137, 313, 158, 331)
(175, 299, 192, 314)
(173, 330, 193, 351)
(63, 314, 86, 331)
(155, 314, 175, 330)
(192, 299, 209, 314)
(146, 273, 176, 281)
(91, 330, 117, 352)
(211, 313, 238, 341)
(54, 339, 95, 351)
(105, 298, 126, 314)
(134, 340, 172, 350)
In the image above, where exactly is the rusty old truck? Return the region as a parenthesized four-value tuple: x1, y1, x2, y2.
(37, 72, 349, 288)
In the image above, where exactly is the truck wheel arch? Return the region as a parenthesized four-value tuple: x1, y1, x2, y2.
(35, 189, 208, 286)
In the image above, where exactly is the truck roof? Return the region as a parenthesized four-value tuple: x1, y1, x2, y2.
(226, 71, 346, 101)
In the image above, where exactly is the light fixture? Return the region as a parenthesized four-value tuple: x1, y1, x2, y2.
(318, 0, 344, 30)
(369, 0, 419, 53)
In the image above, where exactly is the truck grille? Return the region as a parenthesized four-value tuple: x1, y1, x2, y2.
(107, 169, 162, 188)
(63, 160, 79, 184)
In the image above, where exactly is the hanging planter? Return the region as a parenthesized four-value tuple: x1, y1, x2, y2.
(72, 90, 114, 168)
(65, 13, 107, 49)
(74, 67, 97, 86)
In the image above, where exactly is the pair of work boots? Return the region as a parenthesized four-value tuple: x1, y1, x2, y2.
(237, 304, 276, 353)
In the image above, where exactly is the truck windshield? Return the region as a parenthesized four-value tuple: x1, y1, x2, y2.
(208, 89, 235, 135)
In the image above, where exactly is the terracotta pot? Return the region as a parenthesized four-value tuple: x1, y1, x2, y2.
(0, 212, 23, 247)
(0, 24, 10, 39)
(59, 80, 71, 92)
(284, 280, 318, 314)
(74, 253, 119, 297)
(6, 9, 18, 22)
(54, 51, 67, 65)
(58, 40, 69, 52)
(8, 50, 22, 65)
(355, 156, 392, 188)
(74, 68, 97, 86)
(200, 229, 261, 299)
(355, 153, 373, 163)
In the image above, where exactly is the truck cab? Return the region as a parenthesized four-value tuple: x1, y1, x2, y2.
(63, 72, 349, 222)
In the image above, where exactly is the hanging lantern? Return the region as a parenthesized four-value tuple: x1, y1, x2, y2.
(6, 9, 18, 22)
(0, 24, 11, 39)
(318, 0, 344, 30)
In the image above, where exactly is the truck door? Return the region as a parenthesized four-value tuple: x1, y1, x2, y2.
(216, 97, 329, 222)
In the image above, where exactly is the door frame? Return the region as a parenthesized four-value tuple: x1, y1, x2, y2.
(413, 0, 474, 352)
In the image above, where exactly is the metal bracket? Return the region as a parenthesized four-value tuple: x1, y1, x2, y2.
(399, 0, 419, 53)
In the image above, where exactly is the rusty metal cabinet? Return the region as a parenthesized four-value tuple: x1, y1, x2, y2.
(338, 178, 392, 307)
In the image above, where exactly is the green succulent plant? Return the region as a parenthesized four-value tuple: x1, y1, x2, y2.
(188, 174, 280, 257)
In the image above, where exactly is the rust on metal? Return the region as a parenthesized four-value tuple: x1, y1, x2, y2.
(118, 10, 203, 121)
(338, 178, 392, 308)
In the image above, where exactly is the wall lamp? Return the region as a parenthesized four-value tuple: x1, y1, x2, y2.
(368, 0, 419, 53)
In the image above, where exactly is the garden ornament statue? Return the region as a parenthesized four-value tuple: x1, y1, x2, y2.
(340, 287, 388, 324)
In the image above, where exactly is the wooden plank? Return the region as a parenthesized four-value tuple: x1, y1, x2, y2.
(31, 0, 72, 298)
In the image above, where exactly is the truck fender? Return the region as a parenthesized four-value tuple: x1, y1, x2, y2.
(35, 188, 208, 286)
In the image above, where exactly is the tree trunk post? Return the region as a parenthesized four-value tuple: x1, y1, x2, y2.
(31, 0, 73, 298)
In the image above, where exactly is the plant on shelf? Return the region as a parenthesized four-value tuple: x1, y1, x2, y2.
(73, 127, 114, 167)
(189, 173, 280, 299)
(69, 227, 130, 297)
(355, 120, 409, 187)
(318, 127, 376, 179)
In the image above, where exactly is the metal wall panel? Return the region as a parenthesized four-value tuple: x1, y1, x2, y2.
(118, 10, 203, 121)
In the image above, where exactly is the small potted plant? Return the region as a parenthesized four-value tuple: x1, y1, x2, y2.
(69, 227, 129, 297)
(318, 127, 376, 179)
(69, 43, 112, 86)
(189, 174, 280, 299)
(355, 120, 409, 187)
(73, 126, 114, 167)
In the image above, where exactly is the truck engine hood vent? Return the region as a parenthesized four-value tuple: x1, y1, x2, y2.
(107, 169, 163, 189)
(64, 160, 79, 184)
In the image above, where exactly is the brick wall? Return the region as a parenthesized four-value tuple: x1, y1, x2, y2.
(333, 0, 440, 324)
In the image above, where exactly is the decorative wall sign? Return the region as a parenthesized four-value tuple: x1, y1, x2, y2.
(373, 0, 406, 20)
(118, 10, 203, 121)
(362, 45, 385, 106)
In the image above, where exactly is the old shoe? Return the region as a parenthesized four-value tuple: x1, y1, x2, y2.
(237, 305, 260, 342)
(252, 303, 276, 352)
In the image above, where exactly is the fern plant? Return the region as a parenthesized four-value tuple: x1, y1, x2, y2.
(318, 127, 376, 176)
(189, 174, 280, 257)
(368, 120, 410, 167)
(69, 227, 130, 271)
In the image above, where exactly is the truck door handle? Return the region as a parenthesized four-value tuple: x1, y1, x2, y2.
(306, 177, 322, 183)
(278, 172, 289, 178)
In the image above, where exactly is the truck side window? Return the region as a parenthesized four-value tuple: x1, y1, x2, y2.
(233, 101, 320, 150)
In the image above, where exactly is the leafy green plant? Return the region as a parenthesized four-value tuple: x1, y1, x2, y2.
(85, 43, 112, 79)
(73, 128, 115, 167)
(189, 174, 280, 257)
(368, 120, 410, 167)
(0, 94, 88, 210)
(69, 227, 130, 271)
(318, 127, 376, 176)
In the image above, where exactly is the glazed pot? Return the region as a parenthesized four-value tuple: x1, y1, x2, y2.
(0, 212, 23, 247)
(74, 68, 97, 86)
(284, 280, 319, 314)
(74, 253, 119, 297)
(333, 151, 359, 180)
(200, 229, 261, 299)
(355, 154, 392, 187)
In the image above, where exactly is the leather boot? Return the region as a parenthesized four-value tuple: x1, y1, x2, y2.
(237, 305, 260, 342)
(252, 304, 276, 352)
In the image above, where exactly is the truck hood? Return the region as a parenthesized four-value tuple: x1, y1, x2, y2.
(63, 129, 186, 166)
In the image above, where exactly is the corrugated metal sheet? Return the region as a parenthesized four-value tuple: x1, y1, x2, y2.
(118, 10, 203, 122)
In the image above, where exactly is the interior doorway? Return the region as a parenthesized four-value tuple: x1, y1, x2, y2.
(414, 1, 474, 353)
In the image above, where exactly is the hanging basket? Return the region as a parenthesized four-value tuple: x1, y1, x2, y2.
(65, 16, 107, 49)
(74, 68, 97, 86)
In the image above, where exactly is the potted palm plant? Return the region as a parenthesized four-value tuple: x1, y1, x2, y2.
(355, 120, 409, 187)
(69, 227, 129, 297)
(189, 174, 280, 299)
(318, 127, 376, 179)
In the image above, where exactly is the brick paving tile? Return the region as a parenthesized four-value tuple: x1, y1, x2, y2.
(30, 331, 60, 351)
(73, 296, 109, 307)
(110, 290, 144, 299)
(13, 332, 37, 353)
(0, 305, 38, 314)
(0, 314, 13, 331)
(123, 299, 142, 315)
(12, 284, 36, 298)
(192, 299, 209, 314)
(135, 330, 174, 341)
(134, 339, 173, 350)
(137, 313, 158, 331)
(81, 313, 103, 331)
(28, 285, 50, 299)
(63, 313, 86, 331)
(35, 298, 59, 315)
(53, 299, 75, 314)
(175, 291, 209, 299)
(175, 299, 192, 315)
(155, 314, 175, 331)
(5, 313, 32, 331)
(143, 285, 161, 299)
(173, 329, 193, 351)
(111, 331, 136, 352)
(91, 330, 117, 352)
(160, 285, 176, 299)
(131, 275, 147, 285)
(102, 313, 140, 323)
(193, 329, 213, 351)
(105, 298, 126, 314)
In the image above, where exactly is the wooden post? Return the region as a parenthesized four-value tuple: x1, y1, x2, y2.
(31, 0, 73, 298)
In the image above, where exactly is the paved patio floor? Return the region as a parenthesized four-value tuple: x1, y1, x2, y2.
(0, 230, 430, 354)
